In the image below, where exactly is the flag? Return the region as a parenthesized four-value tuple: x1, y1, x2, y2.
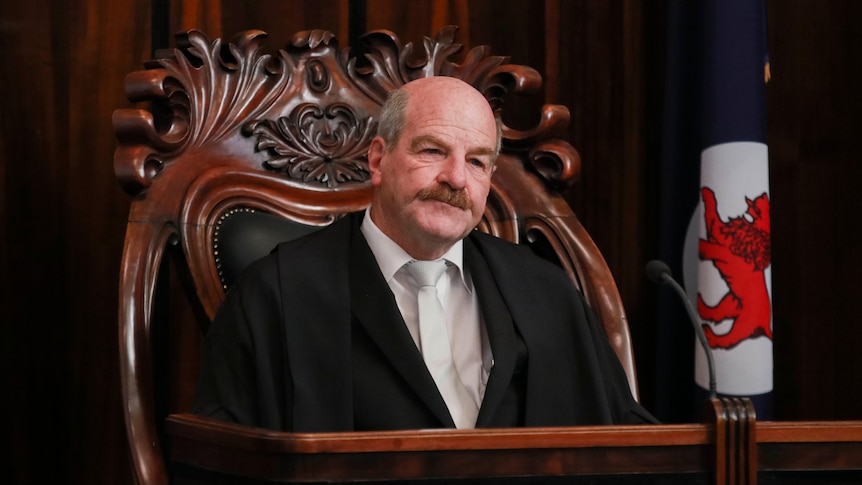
(656, 0, 772, 422)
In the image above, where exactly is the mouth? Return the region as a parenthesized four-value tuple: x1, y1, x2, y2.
(417, 186, 471, 211)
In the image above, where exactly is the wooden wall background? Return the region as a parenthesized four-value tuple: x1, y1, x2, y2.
(1, 0, 860, 483)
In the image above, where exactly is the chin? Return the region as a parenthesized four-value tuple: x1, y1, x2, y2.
(415, 220, 470, 243)
(412, 206, 477, 238)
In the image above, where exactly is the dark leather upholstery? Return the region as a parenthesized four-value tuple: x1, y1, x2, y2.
(214, 209, 322, 290)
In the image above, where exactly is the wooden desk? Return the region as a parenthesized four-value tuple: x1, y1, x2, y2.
(167, 415, 714, 483)
(165, 404, 862, 484)
(758, 420, 862, 483)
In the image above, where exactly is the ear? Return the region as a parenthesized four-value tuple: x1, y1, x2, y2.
(367, 136, 386, 185)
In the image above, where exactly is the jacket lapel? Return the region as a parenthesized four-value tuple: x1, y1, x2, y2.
(464, 238, 520, 427)
(347, 216, 455, 427)
(470, 232, 579, 426)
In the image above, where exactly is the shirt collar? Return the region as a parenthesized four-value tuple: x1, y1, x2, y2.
(360, 209, 471, 292)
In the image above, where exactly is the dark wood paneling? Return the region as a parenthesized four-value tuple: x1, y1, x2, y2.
(546, 1, 658, 405)
(0, 0, 151, 483)
(64, 1, 154, 480)
(0, 2, 70, 483)
(168, 0, 349, 55)
(365, 0, 472, 44)
(2, 1, 861, 483)
(766, 0, 862, 421)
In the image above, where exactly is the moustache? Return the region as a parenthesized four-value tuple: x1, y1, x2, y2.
(417, 186, 472, 211)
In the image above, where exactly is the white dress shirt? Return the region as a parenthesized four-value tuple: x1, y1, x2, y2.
(360, 211, 492, 410)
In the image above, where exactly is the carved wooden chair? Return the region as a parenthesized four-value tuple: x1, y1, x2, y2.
(114, 26, 637, 485)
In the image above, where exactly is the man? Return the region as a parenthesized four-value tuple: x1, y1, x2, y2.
(192, 76, 656, 431)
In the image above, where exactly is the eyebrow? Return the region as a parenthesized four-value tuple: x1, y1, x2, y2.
(409, 134, 496, 158)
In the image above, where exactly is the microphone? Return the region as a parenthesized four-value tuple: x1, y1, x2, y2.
(646, 260, 717, 399)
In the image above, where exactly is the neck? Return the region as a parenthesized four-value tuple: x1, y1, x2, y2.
(368, 207, 454, 261)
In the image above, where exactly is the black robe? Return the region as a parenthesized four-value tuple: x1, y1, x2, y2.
(192, 212, 656, 431)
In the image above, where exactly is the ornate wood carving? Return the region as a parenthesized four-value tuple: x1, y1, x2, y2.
(244, 103, 375, 187)
(115, 26, 578, 195)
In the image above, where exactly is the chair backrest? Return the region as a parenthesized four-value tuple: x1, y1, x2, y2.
(114, 26, 637, 485)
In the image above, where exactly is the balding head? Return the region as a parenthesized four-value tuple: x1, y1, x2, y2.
(377, 77, 502, 158)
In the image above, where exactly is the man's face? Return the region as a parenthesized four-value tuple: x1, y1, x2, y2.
(368, 79, 498, 259)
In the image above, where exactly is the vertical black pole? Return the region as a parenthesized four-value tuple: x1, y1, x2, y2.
(152, 0, 171, 56)
(348, 0, 367, 47)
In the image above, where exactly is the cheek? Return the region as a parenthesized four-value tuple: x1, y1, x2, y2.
(469, 178, 493, 204)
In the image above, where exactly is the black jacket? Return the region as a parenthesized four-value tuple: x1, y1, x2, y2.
(193, 212, 656, 431)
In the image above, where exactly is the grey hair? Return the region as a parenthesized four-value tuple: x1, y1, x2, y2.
(377, 88, 410, 149)
(376, 83, 503, 158)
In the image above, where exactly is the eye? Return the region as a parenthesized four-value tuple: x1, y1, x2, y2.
(468, 158, 490, 172)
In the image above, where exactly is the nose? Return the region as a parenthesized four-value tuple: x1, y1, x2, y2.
(436, 153, 467, 189)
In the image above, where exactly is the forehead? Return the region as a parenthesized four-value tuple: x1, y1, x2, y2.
(401, 88, 497, 150)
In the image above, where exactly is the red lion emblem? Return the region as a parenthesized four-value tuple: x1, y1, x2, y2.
(698, 187, 772, 349)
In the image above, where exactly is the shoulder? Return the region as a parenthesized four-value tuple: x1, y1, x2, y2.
(466, 230, 581, 311)
(230, 213, 359, 294)
(467, 230, 570, 280)
(273, 212, 358, 254)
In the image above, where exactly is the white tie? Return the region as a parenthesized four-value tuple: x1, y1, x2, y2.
(406, 260, 479, 429)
